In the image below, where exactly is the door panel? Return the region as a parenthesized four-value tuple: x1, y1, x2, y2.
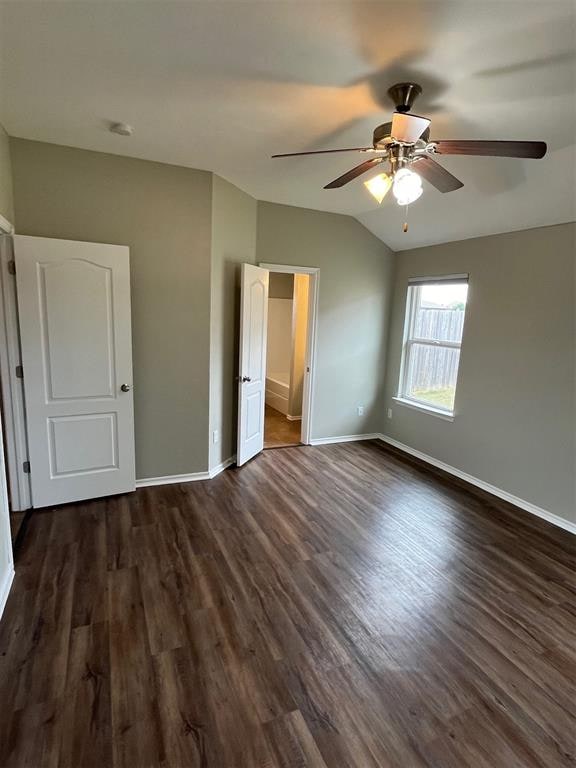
(40, 259, 115, 399)
(237, 264, 268, 466)
(14, 235, 135, 507)
(48, 412, 118, 476)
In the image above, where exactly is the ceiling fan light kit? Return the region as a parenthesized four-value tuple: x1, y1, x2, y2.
(392, 168, 423, 206)
(273, 81, 547, 228)
(364, 173, 392, 204)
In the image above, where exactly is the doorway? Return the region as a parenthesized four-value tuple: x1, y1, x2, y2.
(264, 272, 309, 448)
(237, 263, 318, 466)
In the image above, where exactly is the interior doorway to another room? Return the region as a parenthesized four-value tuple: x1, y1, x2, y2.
(264, 272, 310, 448)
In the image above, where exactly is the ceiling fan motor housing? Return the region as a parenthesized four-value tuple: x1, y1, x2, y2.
(373, 84, 428, 149)
(373, 121, 392, 146)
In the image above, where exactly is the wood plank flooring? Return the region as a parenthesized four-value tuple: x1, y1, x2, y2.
(9, 511, 25, 545)
(0, 440, 575, 767)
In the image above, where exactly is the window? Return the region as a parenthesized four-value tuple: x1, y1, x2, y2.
(397, 275, 468, 416)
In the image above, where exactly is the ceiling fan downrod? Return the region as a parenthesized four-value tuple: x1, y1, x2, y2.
(386, 82, 422, 114)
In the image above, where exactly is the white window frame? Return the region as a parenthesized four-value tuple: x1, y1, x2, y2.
(395, 274, 469, 420)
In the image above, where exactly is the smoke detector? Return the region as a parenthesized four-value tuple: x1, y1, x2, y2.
(109, 122, 134, 137)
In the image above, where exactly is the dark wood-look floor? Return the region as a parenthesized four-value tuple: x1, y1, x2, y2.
(9, 512, 25, 545)
(264, 404, 302, 448)
(0, 440, 575, 768)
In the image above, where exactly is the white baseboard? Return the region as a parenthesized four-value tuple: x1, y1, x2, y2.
(136, 456, 236, 488)
(265, 390, 289, 415)
(209, 456, 236, 479)
(136, 471, 210, 488)
(286, 414, 302, 422)
(0, 566, 15, 621)
(378, 434, 576, 535)
(310, 433, 381, 446)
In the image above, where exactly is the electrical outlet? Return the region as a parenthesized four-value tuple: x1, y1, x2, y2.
(213, 430, 219, 444)
(387, 408, 393, 419)
(357, 405, 364, 416)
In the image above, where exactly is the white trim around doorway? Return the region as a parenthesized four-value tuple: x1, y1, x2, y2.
(259, 263, 319, 446)
(0, 214, 14, 235)
(0, 222, 32, 511)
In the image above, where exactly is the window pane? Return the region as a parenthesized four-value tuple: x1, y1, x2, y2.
(413, 283, 468, 342)
(406, 343, 461, 411)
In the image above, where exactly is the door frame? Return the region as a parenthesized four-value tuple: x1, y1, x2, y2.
(259, 263, 319, 446)
(0, 218, 32, 511)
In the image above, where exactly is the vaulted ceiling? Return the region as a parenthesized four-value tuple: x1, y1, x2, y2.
(1, 1, 575, 250)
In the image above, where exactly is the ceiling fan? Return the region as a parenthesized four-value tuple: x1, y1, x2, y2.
(272, 82, 547, 208)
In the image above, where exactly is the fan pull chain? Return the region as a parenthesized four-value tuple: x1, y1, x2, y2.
(403, 205, 409, 233)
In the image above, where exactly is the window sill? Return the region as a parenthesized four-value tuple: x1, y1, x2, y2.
(392, 397, 455, 422)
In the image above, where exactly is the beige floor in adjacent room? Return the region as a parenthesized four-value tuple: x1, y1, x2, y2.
(264, 405, 301, 448)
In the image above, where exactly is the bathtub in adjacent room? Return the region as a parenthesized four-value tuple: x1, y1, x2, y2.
(265, 372, 290, 415)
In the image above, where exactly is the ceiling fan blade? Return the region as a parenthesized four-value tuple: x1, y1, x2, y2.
(433, 140, 547, 159)
(272, 147, 373, 158)
(413, 156, 464, 193)
(391, 112, 431, 143)
(324, 158, 384, 189)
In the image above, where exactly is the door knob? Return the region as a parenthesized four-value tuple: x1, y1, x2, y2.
(120, 384, 131, 392)
(242, 376, 251, 383)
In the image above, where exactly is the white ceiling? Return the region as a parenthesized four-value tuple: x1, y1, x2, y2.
(1, 1, 575, 251)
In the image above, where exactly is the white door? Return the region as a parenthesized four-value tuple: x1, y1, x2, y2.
(0, 410, 14, 619)
(237, 263, 269, 466)
(14, 235, 135, 507)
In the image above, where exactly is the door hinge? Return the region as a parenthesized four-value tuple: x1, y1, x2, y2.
(15, 365, 23, 379)
(23, 460, 30, 473)
(7, 260, 15, 275)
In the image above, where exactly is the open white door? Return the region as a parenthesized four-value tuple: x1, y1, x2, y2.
(237, 263, 269, 466)
(14, 235, 135, 508)
(0, 409, 14, 620)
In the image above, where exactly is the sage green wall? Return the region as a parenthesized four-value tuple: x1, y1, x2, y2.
(210, 175, 257, 470)
(257, 201, 395, 439)
(0, 124, 14, 224)
(383, 223, 576, 524)
(11, 138, 213, 479)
